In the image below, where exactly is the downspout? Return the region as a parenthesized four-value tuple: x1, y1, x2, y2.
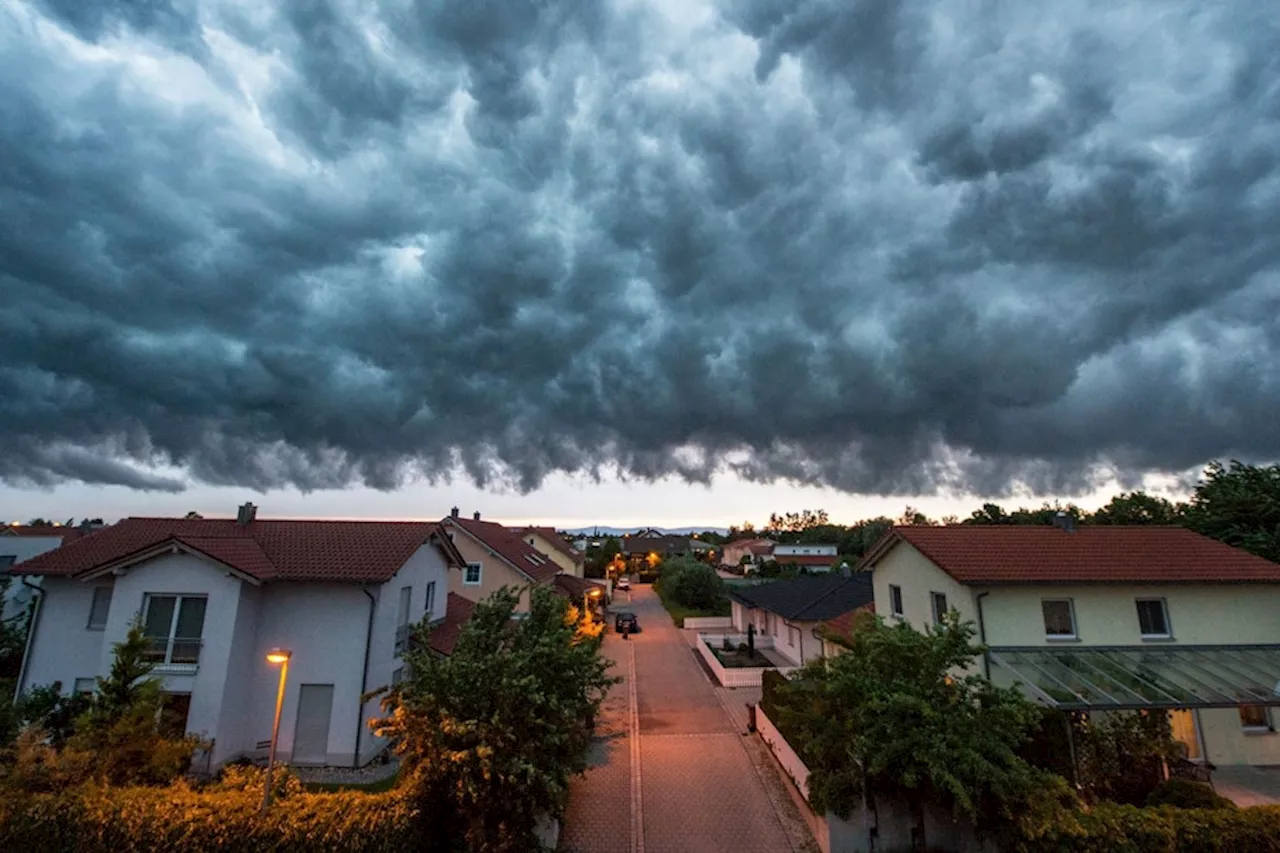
(975, 590, 990, 679)
(14, 578, 44, 700)
(354, 586, 376, 768)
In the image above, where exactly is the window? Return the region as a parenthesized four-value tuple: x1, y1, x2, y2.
(788, 624, 800, 647)
(395, 586, 412, 655)
(889, 585, 904, 617)
(73, 678, 96, 695)
(464, 562, 482, 585)
(0, 555, 14, 567)
(1136, 598, 1171, 638)
(1240, 705, 1272, 732)
(1041, 599, 1077, 639)
(391, 667, 404, 686)
(141, 594, 207, 665)
(86, 586, 113, 630)
(425, 581, 437, 617)
(930, 592, 948, 625)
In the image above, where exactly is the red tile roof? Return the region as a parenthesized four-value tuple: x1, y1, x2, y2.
(551, 574, 607, 601)
(12, 517, 462, 584)
(428, 593, 476, 656)
(522, 526, 584, 565)
(865, 525, 1280, 585)
(448, 518, 561, 584)
(2, 524, 93, 541)
(820, 602, 876, 641)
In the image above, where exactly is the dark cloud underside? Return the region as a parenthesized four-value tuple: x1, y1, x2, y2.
(1, 0, 1278, 496)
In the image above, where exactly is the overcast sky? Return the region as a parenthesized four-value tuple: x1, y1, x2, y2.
(2, 0, 1277, 526)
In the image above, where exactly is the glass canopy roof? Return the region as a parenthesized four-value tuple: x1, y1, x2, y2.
(987, 645, 1280, 710)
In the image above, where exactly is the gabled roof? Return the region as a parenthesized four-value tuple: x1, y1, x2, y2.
(427, 593, 476, 656)
(819, 602, 876, 642)
(729, 574, 875, 622)
(861, 525, 1280, 585)
(551, 574, 607, 601)
(448, 518, 560, 584)
(522, 526, 584, 565)
(2, 525, 92, 541)
(12, 517, 464, 584)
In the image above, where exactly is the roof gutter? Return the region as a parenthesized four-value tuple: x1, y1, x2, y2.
(976, 590, 990, 679)
(14, 577, 44, 700)
(354, 586, 376, 768)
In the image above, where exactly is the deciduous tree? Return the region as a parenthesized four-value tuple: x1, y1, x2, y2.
(1183, 460, 1280, 562)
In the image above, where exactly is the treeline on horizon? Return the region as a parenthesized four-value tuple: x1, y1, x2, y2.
(654, 460, 1280, 565)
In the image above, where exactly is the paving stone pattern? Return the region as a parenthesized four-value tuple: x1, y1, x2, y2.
(561, 586, 817, 853)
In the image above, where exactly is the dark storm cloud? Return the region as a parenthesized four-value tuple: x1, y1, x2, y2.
(2, 0, 1279, 499)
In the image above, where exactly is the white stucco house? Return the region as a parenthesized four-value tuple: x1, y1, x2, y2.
(11, 504, 469, 770)
(728, 574, 874, 665)
(1, 523, 97, 621)
(855, 521, 1280, 769)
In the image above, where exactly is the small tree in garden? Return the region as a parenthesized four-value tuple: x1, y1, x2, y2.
(657, 557, 724, 611)
(783, 613, 1044, 850)
(373, 585, 617, 852)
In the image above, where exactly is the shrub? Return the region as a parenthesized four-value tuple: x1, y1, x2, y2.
(1009, 802, 1280, 853)
(1146, 778, 1236, 811)
(0, 784, 423, 853)
(656, 558, 724, 611)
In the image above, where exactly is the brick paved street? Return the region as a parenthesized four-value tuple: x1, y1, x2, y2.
(561, 586, 815, 853)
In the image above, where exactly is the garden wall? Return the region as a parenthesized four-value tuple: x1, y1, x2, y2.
(696, 634, 798, 687)
(683, 616, 733, 630)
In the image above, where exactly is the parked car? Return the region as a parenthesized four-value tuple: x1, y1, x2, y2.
(616, 577, 631, 591)
(614, 612, 640, 633)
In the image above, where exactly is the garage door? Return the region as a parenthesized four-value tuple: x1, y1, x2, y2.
(293, 684, 334, 765)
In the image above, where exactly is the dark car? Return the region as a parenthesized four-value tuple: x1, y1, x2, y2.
(614, 612, 640, 633)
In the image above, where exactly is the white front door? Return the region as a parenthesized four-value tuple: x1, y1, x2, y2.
(293, 684, 334, 765)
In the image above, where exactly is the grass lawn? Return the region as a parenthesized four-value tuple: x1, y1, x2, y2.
(653, 583, 730, 627)
(303, 773, 400, 794)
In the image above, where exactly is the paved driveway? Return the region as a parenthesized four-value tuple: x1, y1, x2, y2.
(561, 586, 813, 853)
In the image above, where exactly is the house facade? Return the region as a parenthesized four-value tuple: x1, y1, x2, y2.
(729, 574, 875, 666)
(521, 527, 585, 577)
(444, 511, 561, 611)
(12, 506, 466, 769)
(721, 538, 776, 568)
(858, 523, 1280, 768)
(1, 523, 96, 620)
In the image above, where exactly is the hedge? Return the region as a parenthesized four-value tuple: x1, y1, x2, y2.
(0, 784, 424, 852)
(1013, 802, 1280, 853)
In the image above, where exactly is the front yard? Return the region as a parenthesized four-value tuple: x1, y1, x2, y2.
(712, 646, 776, 669)
(653, 582, 730, 627)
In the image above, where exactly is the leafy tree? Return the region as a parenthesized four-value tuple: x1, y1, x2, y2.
(896, 505, 938, 526)
(1183, 460, 1280, 562)
(373, 586, 617, 852)
(1073, 711, 1178, 805)
(1091, 491, 1184, 525)
(655, 557, 724, 610)
(584, 536, 622, 578)
(962, 502, 1087, 526)
(782, 613, 1043, 849)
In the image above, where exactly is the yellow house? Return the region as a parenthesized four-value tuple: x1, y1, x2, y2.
(443, 512, 561, 612)
(520, 526, 585, 577)
(857, 522, 1280, 769)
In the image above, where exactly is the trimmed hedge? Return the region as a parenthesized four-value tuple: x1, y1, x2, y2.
(0, 784, 423, 852)
(1013, 803, 1280, 853)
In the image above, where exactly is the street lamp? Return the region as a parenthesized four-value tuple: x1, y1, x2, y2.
(262, 648, 292, 812)
(584, 587, 602, 620)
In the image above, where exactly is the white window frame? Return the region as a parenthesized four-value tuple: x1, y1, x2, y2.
(1239, 705, 1273, 733)
(425, 581, 437, 618)
(86, 585, 113, 630)
(1136, 598, 1172, 639)
(889, 584, 904, 618)
(395, 586, 412, 655)
(73, 677, 96, 695)
(930, 592, 948, 626)
(464, 562, 482, 586)
(1041, 598, 1078, 640)
(141, 593, 207, 667)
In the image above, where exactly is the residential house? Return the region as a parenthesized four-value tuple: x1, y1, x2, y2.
(621, 532, 713, 564)
(11, 504, 467, 769)
(521, 527, 585, 577)
(720, 538, 776, 568)
(729, 574, 875, 665)
(550, 573, 609, 619)
(857, 521, 1280, 768)
(773, 543, 838, 558)
(1, 523, 97, 620)
(443, 510, 561, 611)
(816, 603, 876, 658)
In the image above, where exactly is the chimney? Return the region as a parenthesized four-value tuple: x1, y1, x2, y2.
(1052, 511, 1075, 533)
(237, 502, 257, 526)
(473, 511, 481, 521)
(450, 506, 460, 519)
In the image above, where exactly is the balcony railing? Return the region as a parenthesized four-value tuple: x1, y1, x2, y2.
(142, 636, 203, 667)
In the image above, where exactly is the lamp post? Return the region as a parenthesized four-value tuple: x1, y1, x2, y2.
(584, 587, 602, 621)
(262, 648, 292, 812)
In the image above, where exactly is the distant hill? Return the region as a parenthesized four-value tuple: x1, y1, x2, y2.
(561, 526, 730, 537)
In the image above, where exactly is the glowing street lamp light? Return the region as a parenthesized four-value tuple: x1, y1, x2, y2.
(262, 648, 292, 812)
(584, 586, 603, 620)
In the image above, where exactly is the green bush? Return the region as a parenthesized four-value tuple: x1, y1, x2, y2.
(655, 557, 724, 611)
(1145, 778, 1236, 811)
(1010, 803, 1280, 853)
(0, 784, 423, 853)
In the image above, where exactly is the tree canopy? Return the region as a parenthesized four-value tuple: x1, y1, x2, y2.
(1183, 460, 1280, 562)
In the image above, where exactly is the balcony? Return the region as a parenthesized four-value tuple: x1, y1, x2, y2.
(142, 636, 203, 675)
